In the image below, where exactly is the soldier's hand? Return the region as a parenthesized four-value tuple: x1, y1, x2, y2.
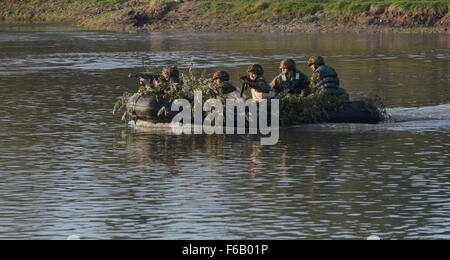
(299, 89, 306, 98)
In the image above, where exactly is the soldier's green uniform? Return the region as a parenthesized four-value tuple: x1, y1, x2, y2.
(248, 77, 271, 93)
(218, 81, 243, 100)
(211, 71, 242, 99)
(245, 64, 271, 102)
(217, 81, 237, 95)
(151, 65, 189, 99)
(271, 59, 310, 96)
(308, 56, 349, 101)
(157, 66, 183, 87)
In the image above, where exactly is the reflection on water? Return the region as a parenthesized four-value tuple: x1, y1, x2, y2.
(0, 29, 448, 239)
(113, 129, 450, 239)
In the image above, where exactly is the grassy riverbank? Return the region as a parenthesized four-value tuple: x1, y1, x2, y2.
(1, 0, 448, 33)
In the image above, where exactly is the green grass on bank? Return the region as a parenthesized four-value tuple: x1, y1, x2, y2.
(11, 0, 126, 5)
(200, 0, 449, 20)
(199, 0, 448, 20)
(1, 0, 448, 25)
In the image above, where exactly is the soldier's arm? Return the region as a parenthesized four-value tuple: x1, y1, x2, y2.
(249, 78, 271, 93)
(303, 73, 311, 88)
(271, 76, 286, 96)
(270, 75, 281, 89)
(309, 72, 320, 92)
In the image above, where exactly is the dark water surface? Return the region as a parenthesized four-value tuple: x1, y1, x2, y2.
(0, 26, 449, 239)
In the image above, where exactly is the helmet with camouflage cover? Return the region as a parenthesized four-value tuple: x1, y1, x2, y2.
(247, 64, 264, 76)
(308, 56, 325, 67)
(280, 58, 296, 71)
(213, 71, 230, 82)
(161, 66, 180, 81)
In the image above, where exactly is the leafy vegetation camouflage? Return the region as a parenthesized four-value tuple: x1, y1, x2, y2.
(276, 93, 346, 125)
(114, 68, 384, 126)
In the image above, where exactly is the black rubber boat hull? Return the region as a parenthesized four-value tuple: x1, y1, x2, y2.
(327, 101, 383, 124)
(127, 95, 383, 124)
(127, 94, 176, 123)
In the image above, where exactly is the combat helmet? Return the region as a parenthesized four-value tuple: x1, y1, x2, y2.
(308, 56, 325, 67)
(161, 66, 180, 81)
(247, 64, 264, 76)
(213, 71, 230, 82)
(280, 58, 296, 71)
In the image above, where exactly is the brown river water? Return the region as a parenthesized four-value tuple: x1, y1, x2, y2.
(0, 24, 449, 239)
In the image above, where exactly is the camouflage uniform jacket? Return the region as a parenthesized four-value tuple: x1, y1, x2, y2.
(271, 70, 310, 96)
(221, 82, 248, 100)
(211, 81, 243, 100)
(218, 81, 237, 95)
(247, 76, 271, 102)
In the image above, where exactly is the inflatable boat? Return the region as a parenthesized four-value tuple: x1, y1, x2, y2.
(127, 94, 383, 125)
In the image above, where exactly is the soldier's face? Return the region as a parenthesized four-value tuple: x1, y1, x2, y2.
(139, 77, 147, 86)
(249, 73, 257, 81)
(214, 78, 221, 85)
(282, 68, 288, 75)
(309, 64, 315, 71)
